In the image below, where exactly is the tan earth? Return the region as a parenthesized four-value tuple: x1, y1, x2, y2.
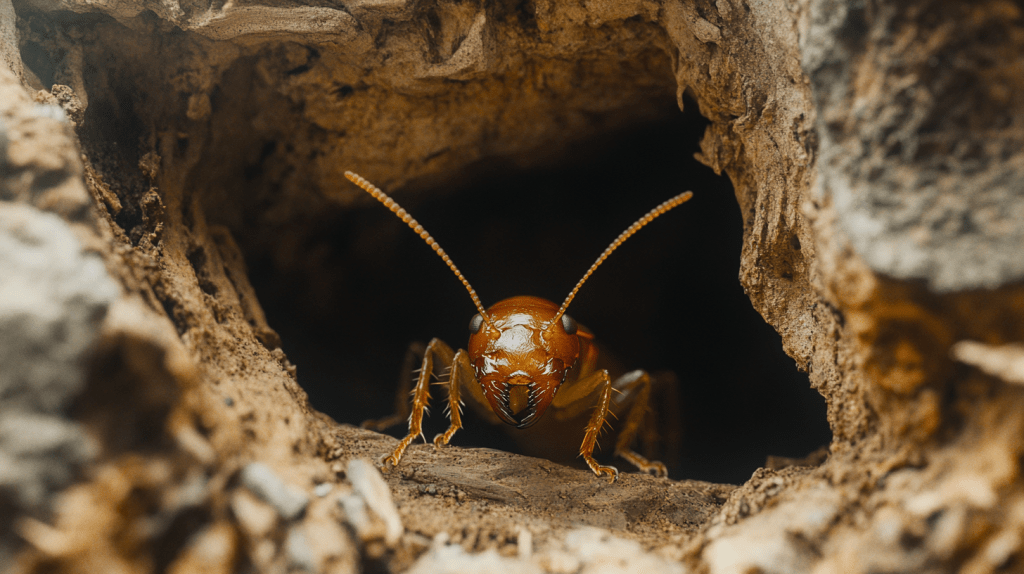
(2, 1, 1024, 573)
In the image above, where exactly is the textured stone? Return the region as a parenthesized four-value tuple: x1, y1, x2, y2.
(0, 202, 116, 571)
(4, 1, 1024, 573)
(345, 459, 402, 546)
(239, 462, 309, 521)
(803, 0, 1024, 292)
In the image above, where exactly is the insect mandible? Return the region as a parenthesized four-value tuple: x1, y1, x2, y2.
(345, 171, 693, 482)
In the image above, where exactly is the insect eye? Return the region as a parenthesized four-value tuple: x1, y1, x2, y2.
(469, 313, 485, 333)
(561, 314, 578, 335)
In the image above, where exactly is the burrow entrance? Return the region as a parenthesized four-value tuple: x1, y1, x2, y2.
(24, 9, 833, 484)
(247, 101, 831, 485)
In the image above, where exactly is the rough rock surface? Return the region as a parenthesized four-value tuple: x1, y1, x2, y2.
(2, 0, 1023, 573)
(0, 202, 117, 571)
(805, 0, 1024, 293)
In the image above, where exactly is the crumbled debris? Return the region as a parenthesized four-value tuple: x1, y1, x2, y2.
(239, 463, 309, 521)
(339, 490, 385, 556)
(231, 490, 278, 539)
(558, 527, 686, 574)
(405, 532, 543, 574)
(49, 85, 84, 126)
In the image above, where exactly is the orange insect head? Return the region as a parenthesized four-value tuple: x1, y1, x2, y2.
(467, 296, 580, 428)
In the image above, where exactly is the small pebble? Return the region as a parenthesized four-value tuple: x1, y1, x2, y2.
(314, 482, 333, 497)
(239, 462, 309, 521)
(339, 494, 373, 538)
(347, 459, 403, 546)
(30, 103, 67, 122)
(231, 490, 278, 538)
(518, 528, 533, 561)
(224, 396, 234, 406)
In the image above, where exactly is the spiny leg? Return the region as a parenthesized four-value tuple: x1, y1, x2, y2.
(610, 369, 667, 477)
(379, 338, 455, 471)
(575, 369, 619, 482)
(433, 349, 476, 448)
(361, 342, 425, 431)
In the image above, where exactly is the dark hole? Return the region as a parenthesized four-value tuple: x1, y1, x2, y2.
(250, 100, 831, 485)
(19, 42, 57, 88)
(286, 63, 314, 76)
(244, 141, 277, 180)
(78, 57, 152, 245)
(187, 247, 219, 296)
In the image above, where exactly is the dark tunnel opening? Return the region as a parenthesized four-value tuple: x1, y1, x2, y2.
(249, 101, 832, 485)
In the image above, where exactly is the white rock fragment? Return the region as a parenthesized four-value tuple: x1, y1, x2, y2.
(405, 532, 542, 574)
(338, 493, 373, 539)
(346, 459, 402, 546)
(534, 550, 581, 574)
(703, 486, 841, 574)
(174, 423, 216, 465)
(313, 482, 333, 498)
(562, 527, 685, 574)
(951, 341, 1024, 385)
(517, 527, 532, 561)
(905, 473, 997, 516)
(285, 527, 316, 572)
(29, 103, 67, 122)
(239, 462, 309, 521)
(231, 489, 278, 538)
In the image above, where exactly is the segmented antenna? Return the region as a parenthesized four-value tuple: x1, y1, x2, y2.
(344, 171, 494, 327)
(550, 191, 694, 326)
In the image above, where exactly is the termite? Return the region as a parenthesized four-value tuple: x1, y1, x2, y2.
(346, 171, 693, 482)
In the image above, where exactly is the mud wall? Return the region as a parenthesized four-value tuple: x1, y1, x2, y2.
(2, 0, 1023, 573)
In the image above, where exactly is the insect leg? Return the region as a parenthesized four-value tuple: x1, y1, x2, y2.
(380, 338, 455, 471)
(609, 369, 668, 477)
(361, 341, 426, 431)
(433, 349, 475, 448)
(574, 369, 620, 483)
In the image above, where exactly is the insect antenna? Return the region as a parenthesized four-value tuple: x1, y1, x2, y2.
(345, 171, 494, 327)
(550, 191, 694, 327)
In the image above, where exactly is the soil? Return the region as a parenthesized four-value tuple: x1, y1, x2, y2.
(2, 0, 1024, 573)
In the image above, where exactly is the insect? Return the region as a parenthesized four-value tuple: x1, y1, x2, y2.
(346, 171, 692, 482)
